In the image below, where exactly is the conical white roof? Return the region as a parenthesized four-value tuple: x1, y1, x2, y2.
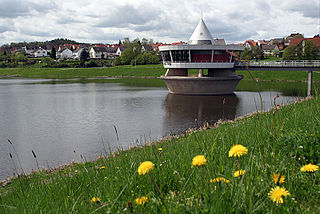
(188, 19, 215, 45)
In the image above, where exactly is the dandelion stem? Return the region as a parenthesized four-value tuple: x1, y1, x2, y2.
(148, 172, 165, 201)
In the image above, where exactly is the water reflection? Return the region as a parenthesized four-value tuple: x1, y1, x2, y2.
(163, 94, 239, 135)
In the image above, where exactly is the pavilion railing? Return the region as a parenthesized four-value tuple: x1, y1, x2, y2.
(235, 60, 320, 67)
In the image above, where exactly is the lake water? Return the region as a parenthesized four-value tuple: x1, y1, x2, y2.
(0, 79, 301, 181)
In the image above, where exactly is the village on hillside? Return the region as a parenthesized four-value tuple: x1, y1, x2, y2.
(0, 32, 319, 68)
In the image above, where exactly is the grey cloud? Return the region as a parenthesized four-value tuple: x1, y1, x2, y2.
(56, 17, 83, 25)
(95, 4, 161, 28)
(289, 3, 319, 18)
(0, 23, 13, 33)
(0, 0, 57, 18)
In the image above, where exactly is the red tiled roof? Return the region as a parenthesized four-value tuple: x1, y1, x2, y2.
(242, 40, 257, 47)
(289, 37, 320, 47)
(171, 42, 185, 45)
(95, 44, 106, 47)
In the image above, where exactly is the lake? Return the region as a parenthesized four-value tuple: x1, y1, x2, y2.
(0, 78, 303, 181)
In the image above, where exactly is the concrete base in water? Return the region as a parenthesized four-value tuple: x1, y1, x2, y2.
(161, 75, 243, 95)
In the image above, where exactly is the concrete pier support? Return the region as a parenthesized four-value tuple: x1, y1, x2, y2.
(307, 70, 313, 96)
(165, 68, 188, 76)
(198, 69, 204, 77)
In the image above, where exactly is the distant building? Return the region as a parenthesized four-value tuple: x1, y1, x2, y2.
(261, 45, 279, 56)
(89, 47, 117, 59)
(151, 43, 163, 51)
(116, 46, 126, 56)
(31, 48, 50, 58)
(57, 48, 73, 59)
(72, 48, 85, 59)
(289, 37, 320, 55)
(141, 44, 154, 52)
(242, 40, 257, 49)
(22, 46, 37, 57)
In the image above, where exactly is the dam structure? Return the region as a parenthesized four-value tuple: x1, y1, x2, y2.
(159, 18, 245, 95)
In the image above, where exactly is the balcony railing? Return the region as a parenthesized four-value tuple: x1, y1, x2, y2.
(235, 60, 320, 67)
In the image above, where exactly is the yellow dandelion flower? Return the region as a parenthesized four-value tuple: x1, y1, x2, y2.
(91, 197, 101, 203)
(300, 163, 319, 173)
(210, 177, 230, 183)
(99, 166, 106, 170)
(268, 186, 290, 205)
(228, 144, 248, 157)
(135, 196, 148, 205)
(115, 166, 120, 169)
(191, 155, 207, 167)
(158, 148, 163, 151)
(137, 161, 155, 175)
(233, 169, 246, 177)
(272, 173, 285, 184)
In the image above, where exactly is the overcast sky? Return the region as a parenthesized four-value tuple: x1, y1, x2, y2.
(0, 0, 319, 45)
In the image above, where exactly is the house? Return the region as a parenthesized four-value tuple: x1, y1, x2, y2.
(89, 47, 117, 59)
(289, 37, 320, 48)
(151, 43, 163, 51)
(285, 33, 304, 45)
(289, 37, 320, 55)
(31, 48, 50, 58)
(242, 40, 257, 49)
(141, 44, 154, 52)
(56, 48, 73, 59)
(261, 45, 279, 56)
(72, 48, 85, 59)
(257, 40, 268, 47)
(116, 46, 126, 56)
(105, 47, 117, 59)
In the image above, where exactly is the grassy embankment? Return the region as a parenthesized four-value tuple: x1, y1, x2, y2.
(1, 94, 320, 213)
(0, 64, 320, 82)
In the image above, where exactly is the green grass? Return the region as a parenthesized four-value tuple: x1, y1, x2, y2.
(1, 95, 320, 213)
(0, 64, 166, 79)
(1, 64, 320, 82)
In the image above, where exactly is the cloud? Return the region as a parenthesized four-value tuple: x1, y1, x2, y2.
(287, 1, 320, 18)
(0, 0, 57, 18)
(0, 0, 319, 45)
(95, 4, 161, 28)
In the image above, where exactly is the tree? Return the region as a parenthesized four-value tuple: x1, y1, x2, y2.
(303, 40, 318, 60)
(50, 47, 56, 59)
(80, 49, 89, 67)
(80, 49, 89, 61)
(120, 39, 142, 65)
(15, 53, 27, 63)
(283, 46, 301, 60)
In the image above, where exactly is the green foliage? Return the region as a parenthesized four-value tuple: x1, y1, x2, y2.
(15, 53, 27, 63)
(130, 52, 160, 66)
(283, 46, 302, 60)
(80, 49, 89, 62)
(303, 40, 318, 60)
(112, 57, 121, 66)
(242, 47, 264, 60)
(50, 47, 56, 59)
(120, 39, 142, 65)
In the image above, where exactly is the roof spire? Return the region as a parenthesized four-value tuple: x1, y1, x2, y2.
(188, 18, 215, 45)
